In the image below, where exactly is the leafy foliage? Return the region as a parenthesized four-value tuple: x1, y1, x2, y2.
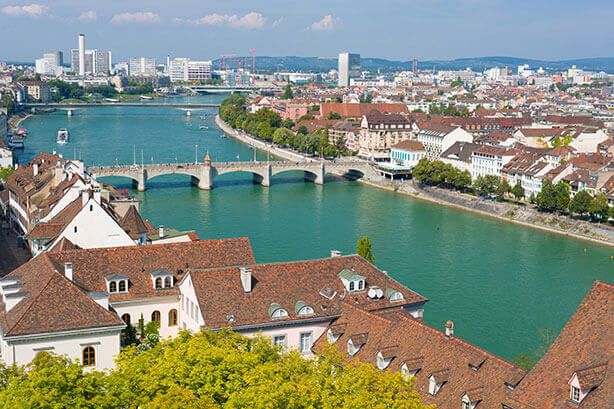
(282, 83, 293, 100)
(569, 190, 592, 215)
(412, 158, 471, 191)
(0, 167, 15, 182)
(511, 182, 525, 200)
(472, 175, 500, 197)
(1, 93, 15, 115)
(356, 236, 375, 263)
(589, 194, 610, 220)
(535, 180, 570, 212)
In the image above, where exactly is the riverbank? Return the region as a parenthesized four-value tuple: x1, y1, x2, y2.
(216, 115, 614, 247)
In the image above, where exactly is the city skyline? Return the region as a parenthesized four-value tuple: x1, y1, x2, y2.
(1, 0, 613, 62)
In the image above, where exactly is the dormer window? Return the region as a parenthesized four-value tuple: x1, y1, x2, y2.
(338, 270, 366, 293)
(428, 377, 440, 395)
(269, 303, 288, 319)
(428, 370, 449, 396)
(386, 288, 404, 302)
(150, 269, 173, 290)
(295, 301, 314, 316)
(347, 333, 367, 356)
(571, 386, 580, 403)
(105, 274, 129, 294)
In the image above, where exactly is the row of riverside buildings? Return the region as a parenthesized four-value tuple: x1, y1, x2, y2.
(0, 151, 611, 409)
(250, 96, 614, 204)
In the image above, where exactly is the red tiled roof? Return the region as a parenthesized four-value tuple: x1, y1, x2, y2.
(505, 281, 613, 409)
(0, 254, 124, 337)
(320, 103, 409, 118)
(49, 238, 256, 301)
(315, 302, 526, 409)
(188, 255, 427, 330)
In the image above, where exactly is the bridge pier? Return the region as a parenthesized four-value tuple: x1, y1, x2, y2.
(132, 169, 147, 191)
(304, 162, 325, 185)
(197, 165, 213, 190)
(252, 164, 271, 187)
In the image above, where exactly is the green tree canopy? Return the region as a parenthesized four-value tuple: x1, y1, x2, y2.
(535, 180, 570, 212)
(356, 236, 375, 263)
(511, 182, 525, 200)
(282, 83, 293, 100)
(589, 194, 610, 221)
(472, 175, 500, 197)
(569, 190, 592, 215)
(1, 93, 15, 115)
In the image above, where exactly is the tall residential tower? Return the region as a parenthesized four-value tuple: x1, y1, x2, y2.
(338, 52, 360, 87)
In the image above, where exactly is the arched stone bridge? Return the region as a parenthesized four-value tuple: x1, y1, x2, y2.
(89, 160, 378, 191)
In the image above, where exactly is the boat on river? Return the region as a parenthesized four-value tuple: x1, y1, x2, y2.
(140, 95, 153, 100)
(7, 137, 24, 149)
(57, 128, 69, 144)
(16, 128, 27, 138)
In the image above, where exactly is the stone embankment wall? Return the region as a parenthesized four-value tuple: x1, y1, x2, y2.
(387, 179, 614, 246)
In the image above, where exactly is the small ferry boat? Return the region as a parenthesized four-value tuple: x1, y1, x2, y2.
(140, 95, 153, 100)
(16, 128, 27, 138)
(7, 137, 24, 149)
(105, 98, 119, 102)
(57, 128, 69, 144)
(199, 125, 208, 130)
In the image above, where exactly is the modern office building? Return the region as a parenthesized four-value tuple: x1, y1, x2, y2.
(129, 57, 156, 76)
(71, 49, 111, 75)
(35, 51, 64, 76)
(169, 58, 212, 82)
(338, 52, 360, 87)
(70, 34, 111, 75)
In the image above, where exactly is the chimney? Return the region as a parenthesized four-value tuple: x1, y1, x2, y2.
(82, 190, 89, 207)
(64, 262, 73, 281)
(240, 267, 252, 292)
(32, 163, 38, 176)
(331, 250, 342, 258)
(445, 320, 454, 337)
(93, 187, 101, 204)
(158, 225, 165, 238)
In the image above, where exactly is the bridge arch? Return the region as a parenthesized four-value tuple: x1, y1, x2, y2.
(213, 167, 270, 188)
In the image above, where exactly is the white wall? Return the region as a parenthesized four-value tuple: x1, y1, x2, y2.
(178, 274, 205, 331)
(48, 198, 135, 251)
(239, 320, 331, 356)
(111, 296, 180, 339)
(0, 327, 121, 370)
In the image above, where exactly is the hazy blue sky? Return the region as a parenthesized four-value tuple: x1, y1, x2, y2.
(1, 0, 613, 62)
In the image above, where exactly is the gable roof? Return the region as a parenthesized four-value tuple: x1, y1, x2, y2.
(188, 255, 427, 330)
(504, 281, 613, 409)
(314, 302, 526, 409)
(0, 255, 124, 337)
(320, 103, 409, 118)
(48, 238, 256, 300)
(119, 204, 149, 239)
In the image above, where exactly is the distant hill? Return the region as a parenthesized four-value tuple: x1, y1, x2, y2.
(212, 56, 614, 74)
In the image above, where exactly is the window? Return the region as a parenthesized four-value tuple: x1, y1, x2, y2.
(299, 332, 312, 354)
(151, 310, 161, 323)
(118, 280, 126, 292)
(571, 386, 581, 402)
(155, 277, 162, 289)
(121, 313, 131, 324)
(273, 335, 286, 347)
(164, 277, 172, 288)
(377, 353, 386, 369)
(109, 281, 117, 293)
(358, 280, 364, 290)
(297, 305, 314, 316)
(74, 226, 77, 233)
(349, 281, 355, 291)
(89, 204, 93, 212)
(389, 291, 404, 302)
(82, 346, 95, 367)
(462, 401, 471, 409)
(428, 377, 437, 395)
(169, 309, 178, 326)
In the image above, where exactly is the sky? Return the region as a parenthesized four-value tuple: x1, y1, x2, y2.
(1, 0, 613, 63)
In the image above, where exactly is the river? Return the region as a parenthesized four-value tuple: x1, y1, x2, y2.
(16, 95, 614, 361)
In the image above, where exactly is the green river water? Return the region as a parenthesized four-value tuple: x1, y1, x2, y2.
(16, 95, 614, 361)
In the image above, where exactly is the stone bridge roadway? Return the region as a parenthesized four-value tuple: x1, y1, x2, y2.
(89, 160, 377, 191)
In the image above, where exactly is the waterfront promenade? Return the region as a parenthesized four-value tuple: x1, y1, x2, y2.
(23, 102, 220, 109)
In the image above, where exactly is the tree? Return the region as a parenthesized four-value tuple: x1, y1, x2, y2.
(298, 114, 315, 122)
(472, 175, 500, 197)
(569, 190, 592, 216)
(1, 93, 15, 115)
(511, 182, 525, 201)
(327, 112, 342, 120)
(511, 328, 555, 370)
(282, 83, 293, 99)
(137, 321, 160, 352)
(0, 166, 14, 182)
(496, 179, 511, 199)
(356, 236, 374, 263)
(272, 127, 294, 146)
(105, 330, 426, 409)
(589, 194, 610, 221)
(0, 352, 110, 408)
(296, 125, 308, 135)
(536, 180, 569, 212)
(280, 118, 294, 129)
